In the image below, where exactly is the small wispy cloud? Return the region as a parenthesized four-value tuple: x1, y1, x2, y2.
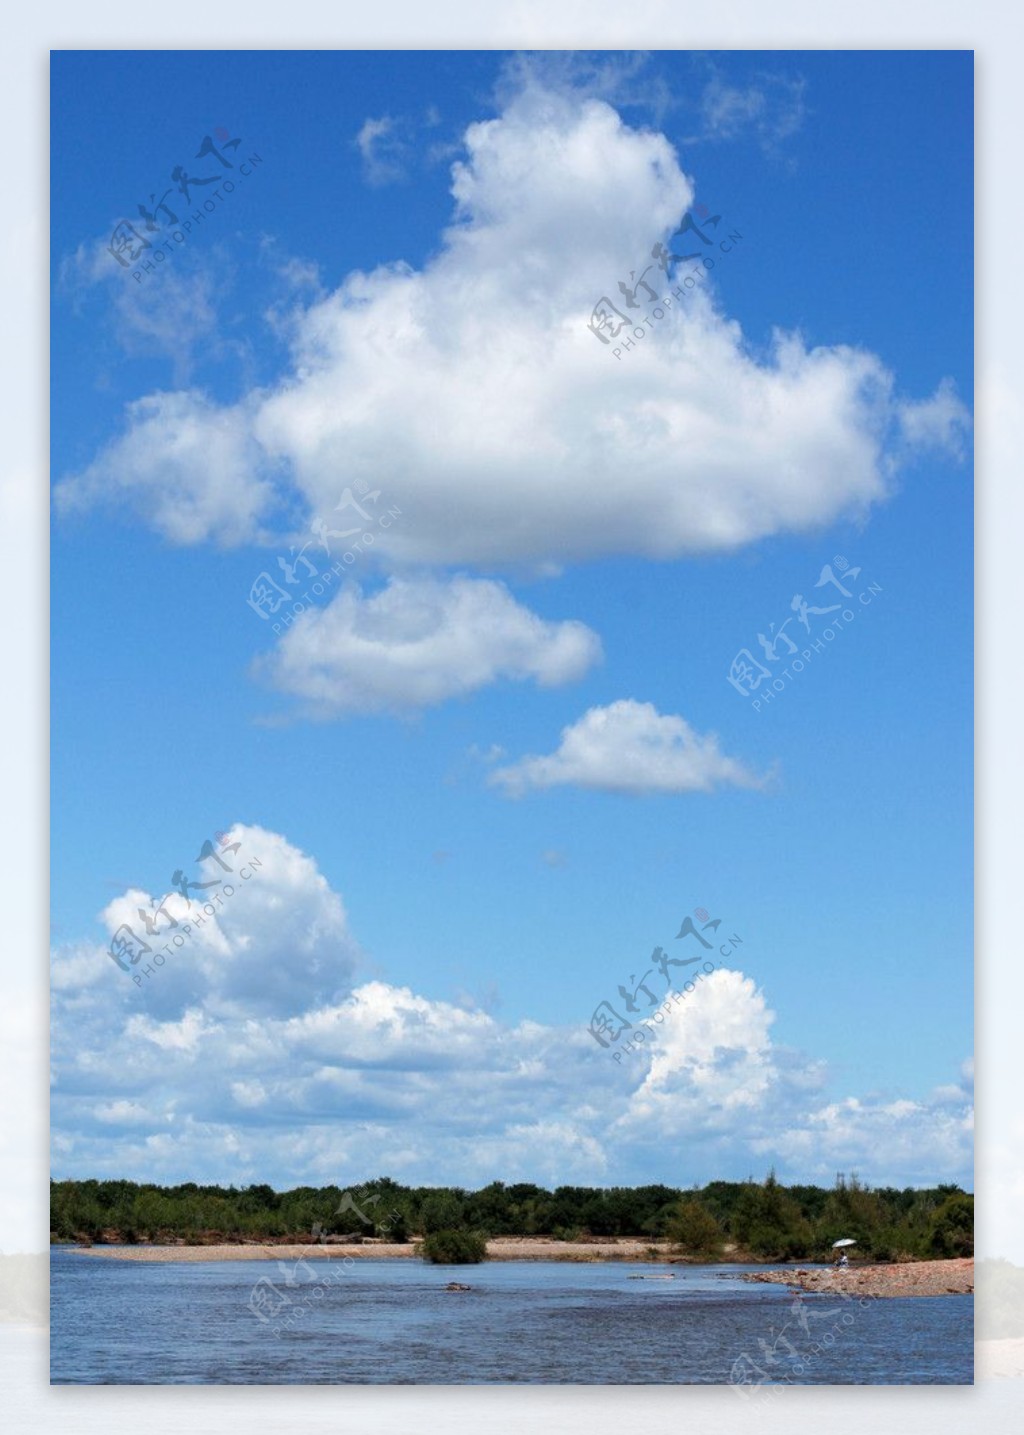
(57, 239, 233, 385)
(356, 115, 413, 186)
(695, 70, 807, 154)
(897, 377, 972, 459)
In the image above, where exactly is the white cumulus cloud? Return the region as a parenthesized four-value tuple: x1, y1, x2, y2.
(54, 80, 969, 568)
(490, 698, 768, 796)
(55, 390, 278, 547)
(750, 1081, 975, 1188)
(94, 823, 358, 1018)
(50, 825, 973, 1192)
(255, 575, 602, 716)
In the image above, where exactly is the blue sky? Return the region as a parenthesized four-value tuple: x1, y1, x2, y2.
(50, 49, 973, 1193)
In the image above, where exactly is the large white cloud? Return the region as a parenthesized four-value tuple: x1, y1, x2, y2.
(255, 574, 602, 716)
(50, 825, 972, 1191)
(54, 80, 969, 567)
(490, 698, 768, 796)
(629, 969, 785, 1119)
(89, 823, 358, 1019)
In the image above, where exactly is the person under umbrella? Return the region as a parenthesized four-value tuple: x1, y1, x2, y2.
(832, 1238, 856, 1269)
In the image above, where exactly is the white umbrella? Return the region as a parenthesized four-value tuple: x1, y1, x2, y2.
(832, 1238, 857, 1248)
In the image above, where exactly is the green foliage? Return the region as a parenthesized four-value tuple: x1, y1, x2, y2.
(730, 1172, 814, 1259)
(665, 1197, 724, 1259)
(928, 1194, 974, 1257)
(381, 1212, 409, 1243)
(419, 1229, 487, 1264)
(48, 1173, 973, 1261)
(419, 1191, 466, 1234)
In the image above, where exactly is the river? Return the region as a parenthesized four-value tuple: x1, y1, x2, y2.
(50, 1249, 972, 1385)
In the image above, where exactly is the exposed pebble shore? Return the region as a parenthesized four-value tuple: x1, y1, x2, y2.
(741, 1256, 973, 1298)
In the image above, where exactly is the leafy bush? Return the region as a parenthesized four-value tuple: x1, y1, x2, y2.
(666, 1197, 725, 1259)
(419, 1229, 487, 1264)
(928, 1194, 974, 1257)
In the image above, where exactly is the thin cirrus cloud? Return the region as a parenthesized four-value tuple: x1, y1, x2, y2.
(489, 698, 769, 797)
(254, 574, 603, 717)
(54, 77, 970, 570)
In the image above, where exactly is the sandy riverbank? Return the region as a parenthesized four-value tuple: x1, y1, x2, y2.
(741, 1256, 973, 1298)
(64, 1245, 976, 1290)
(71, 1237, 674, 1264)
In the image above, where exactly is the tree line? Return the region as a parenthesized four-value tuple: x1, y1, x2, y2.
(50, 1171, 972, 1261)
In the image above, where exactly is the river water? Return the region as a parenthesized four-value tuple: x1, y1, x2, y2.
(50, 1249, 973, 1385)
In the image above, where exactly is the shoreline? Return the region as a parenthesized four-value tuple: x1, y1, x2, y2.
(61, 1240, 974, 1293)
(65, 1237, 671, 1264)
(740, 1256, 974, 1299)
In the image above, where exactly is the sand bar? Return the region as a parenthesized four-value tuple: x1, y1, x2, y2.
(65, 1244, 974, 1291)
(67, 1236, 673, 1264)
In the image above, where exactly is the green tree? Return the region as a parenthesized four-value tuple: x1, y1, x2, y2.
(731, 1172, 813, 1259)
(666, 1197, 724, 1259)
(420, 1191, 466, 1234)
(928, 1194, 974, 1257)
(47, 1176, 974, 1258)
(379, 1210, 409, 1243)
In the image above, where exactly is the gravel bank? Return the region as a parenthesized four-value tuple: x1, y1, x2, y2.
(741, 1257, 973, 1298)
